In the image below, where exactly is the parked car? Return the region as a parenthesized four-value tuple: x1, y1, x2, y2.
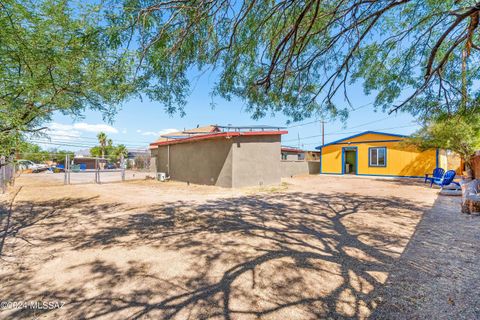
(105, 163, 117, 169)
(16, 160, 49, 172)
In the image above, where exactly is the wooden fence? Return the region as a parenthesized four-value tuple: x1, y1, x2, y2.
(473, 152, 480, 179)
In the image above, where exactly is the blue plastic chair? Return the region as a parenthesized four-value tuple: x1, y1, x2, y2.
(431, 170, 460, 189)
(79, 163, 87, 171)
(425, 168, 445, 185)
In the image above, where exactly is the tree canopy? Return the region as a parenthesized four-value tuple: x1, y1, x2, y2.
(0, 0, 137, 153)
(3, 0, 480, 156)
(15, 141, 73, 163)
(406, 110, 480, 173)
(115, 0, 480, 121)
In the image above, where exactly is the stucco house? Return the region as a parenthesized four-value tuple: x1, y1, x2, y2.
(149, 125, 287, 188)
(316, 131, 461, 178)
(281, 146, 305, 160)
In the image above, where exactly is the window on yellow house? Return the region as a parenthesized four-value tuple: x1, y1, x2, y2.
(369, 147, 386, 167)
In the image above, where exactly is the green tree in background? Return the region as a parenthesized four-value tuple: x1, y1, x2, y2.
(91, 133, 128, 163)
(406, 111, 480, 177)
(16, 141, 73, 164)
(114, 0, 480, 121)
(97, 132, 108, 158)
(0, 0, 137, 154)
(112, 144, 128, 162)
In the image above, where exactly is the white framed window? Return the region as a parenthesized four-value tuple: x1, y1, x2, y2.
(369, 147, 386, 167)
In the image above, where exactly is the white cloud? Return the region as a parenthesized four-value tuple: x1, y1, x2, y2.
(50, 129, 82, 139)
(136, 129, 142, 133)
(49, 122, 118, 135)
(73, 122, 118, 134)
(140, 128, 178, 137)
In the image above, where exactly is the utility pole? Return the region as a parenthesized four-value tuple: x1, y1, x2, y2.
(321, 120, 325, 147)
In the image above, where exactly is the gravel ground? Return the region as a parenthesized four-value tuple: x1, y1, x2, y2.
(371, 194, 480, 319)
(12, 170, 153, 186)
(0, 174, 476, 319)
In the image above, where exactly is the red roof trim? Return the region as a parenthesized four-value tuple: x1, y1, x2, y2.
(281, 147, 304, 153)
(149, 130, 288, 149)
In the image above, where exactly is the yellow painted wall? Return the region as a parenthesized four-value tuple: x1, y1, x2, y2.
(320, 133, 438, 177)
(439, 149, 462, 174)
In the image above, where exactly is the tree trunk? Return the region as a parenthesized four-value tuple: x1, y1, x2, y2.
(464, 155, 475, 180)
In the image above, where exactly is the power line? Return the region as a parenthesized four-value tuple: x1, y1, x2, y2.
(345, 116, 391, 130)
(283, 114, 401, 143)
(283, 124, 418, 144)
(30, 135, 150, 146)
(350, 102, 374, 111)
(287, 119, 324, 128)
(34, 133, 154, 144)
(27, 139, 148, 149)
(286, 102, 375, 129)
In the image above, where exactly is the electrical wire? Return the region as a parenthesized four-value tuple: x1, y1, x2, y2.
(282, 124, 418, 144)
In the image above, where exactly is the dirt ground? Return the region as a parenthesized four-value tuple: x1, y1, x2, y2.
(0, 174, 475, 319)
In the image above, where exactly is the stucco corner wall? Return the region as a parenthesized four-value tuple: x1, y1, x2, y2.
(151, 134, 284, 188)
(281, 161, 320, 177)
(231, 135, 282, 188)
(153, 138, 233, 187)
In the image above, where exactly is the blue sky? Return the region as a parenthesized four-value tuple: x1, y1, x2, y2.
(45, 70, 419, 151)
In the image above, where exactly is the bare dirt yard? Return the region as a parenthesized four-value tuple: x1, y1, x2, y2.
(0, 174, 478, 319)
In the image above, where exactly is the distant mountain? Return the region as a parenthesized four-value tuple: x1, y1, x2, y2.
(74, 148, 91, 157)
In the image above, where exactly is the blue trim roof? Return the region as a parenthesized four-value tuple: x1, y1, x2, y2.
(315, 131, 408, 150)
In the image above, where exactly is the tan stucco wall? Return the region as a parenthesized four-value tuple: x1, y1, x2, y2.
(231, 135, 281, 188)
(153, 138, 233, 187)
(281, 160, 320, 177)
(151, 134, 282, 188)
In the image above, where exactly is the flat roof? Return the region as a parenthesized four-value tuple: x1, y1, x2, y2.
(281, 147, 304, 153)
(149, 130, 288, 149)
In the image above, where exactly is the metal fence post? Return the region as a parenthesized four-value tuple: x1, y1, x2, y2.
(9, 154, 15, 187)
(68, 154, 71, 184)
(64, 154, 68, 185)
(1, 156, 5, 194)
(120, 155, 125, 182)
(95, 158, 99, 184)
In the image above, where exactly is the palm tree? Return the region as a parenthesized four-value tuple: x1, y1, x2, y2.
(97, 132, 107, 159)
(116, 144, 128, 164)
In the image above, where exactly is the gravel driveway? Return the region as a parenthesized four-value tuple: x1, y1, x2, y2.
(0, 175, 477, 319)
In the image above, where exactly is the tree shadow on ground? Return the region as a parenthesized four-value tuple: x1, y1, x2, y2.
(0, 191, 429, 319)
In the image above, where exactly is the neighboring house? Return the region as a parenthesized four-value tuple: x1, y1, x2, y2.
(125, 148, 150, 169)
(316, 131, 460, 178)
(281, 147, 320, 161)
(281, 146, 305, 160)
(127, 148, 149, 159)
(305, 151, 321, 161)
(72, 157, 106, 169)
(149, 125, 288, 188)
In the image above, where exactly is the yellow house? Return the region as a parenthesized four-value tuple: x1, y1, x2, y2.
(316, 131, 459, 178)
